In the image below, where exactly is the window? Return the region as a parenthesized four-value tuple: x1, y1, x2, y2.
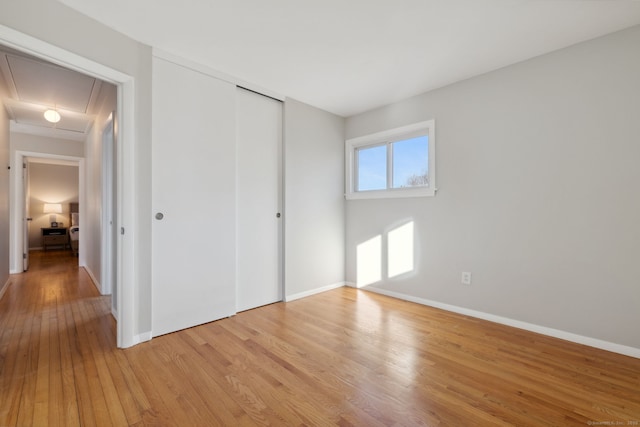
(346, 120, 435, 199)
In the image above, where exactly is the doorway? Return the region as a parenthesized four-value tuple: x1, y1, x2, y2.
(2, 43, 115, 298)
(0, 23, 136, 348)
(22, 157, 80, 271)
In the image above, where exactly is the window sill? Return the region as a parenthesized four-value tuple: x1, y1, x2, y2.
(345, 187, 436, 200)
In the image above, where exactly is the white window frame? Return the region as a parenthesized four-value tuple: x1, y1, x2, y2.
(345, 120, 436, 200)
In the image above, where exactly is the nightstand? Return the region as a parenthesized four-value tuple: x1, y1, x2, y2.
(42, 227, 69, 251)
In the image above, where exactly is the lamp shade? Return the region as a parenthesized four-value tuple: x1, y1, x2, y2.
(43, 203, 62, 214)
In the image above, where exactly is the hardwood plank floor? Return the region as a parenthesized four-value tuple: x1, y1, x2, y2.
(1, 250, 639, 426)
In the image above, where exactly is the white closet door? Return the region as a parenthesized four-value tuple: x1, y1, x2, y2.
(236, 88, 283, 312)
(151, 57, 237, 337)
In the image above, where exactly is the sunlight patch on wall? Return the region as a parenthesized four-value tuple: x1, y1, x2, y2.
(355, 218, 416, 287)
(356, 235, 382, 287)
(388, 221, 414, 278)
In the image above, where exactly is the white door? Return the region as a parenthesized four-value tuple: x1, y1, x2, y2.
(151, 56, 237, 337)
(102, 113, 116, 299)
(236, 88, 283, 312)
(23, 161, 31, 271)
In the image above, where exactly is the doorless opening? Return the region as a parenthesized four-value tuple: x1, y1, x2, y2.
(0, 23, 137, 348)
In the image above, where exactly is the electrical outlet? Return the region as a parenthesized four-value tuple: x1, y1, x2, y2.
(461, 272, 472, 285)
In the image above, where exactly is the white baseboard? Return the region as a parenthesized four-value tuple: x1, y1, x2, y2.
(111, 307, 118, 321)
(363, 286, 640, 359)
(134, 331, 152, 345)
(0, 277, 10, 301)
(285, 281, 346, 302)
(82, 266, 103, 295)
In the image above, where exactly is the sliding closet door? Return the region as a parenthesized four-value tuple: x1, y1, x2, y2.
(236, 88, 283, 312)
(151, 56, 236, 336)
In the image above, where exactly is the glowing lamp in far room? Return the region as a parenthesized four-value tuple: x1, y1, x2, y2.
(44, 203, 62, 227)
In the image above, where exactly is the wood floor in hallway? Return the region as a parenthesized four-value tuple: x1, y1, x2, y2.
(0, 250, 639, 426)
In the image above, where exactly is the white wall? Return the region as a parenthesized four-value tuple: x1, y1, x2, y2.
(284, 99, 345, 300)
(1, 0, 153, 338)
(10, 133, 83, 158)
(345, 26, 640, 350)
(27, 163, 78, 248)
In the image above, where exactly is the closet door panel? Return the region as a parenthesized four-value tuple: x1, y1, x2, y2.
(236, 88, 283, 312)
(151, 56, 236, 337)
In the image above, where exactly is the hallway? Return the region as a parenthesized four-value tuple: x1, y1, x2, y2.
(0, 250, 115, 425)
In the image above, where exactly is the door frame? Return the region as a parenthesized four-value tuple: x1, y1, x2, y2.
(0, 24, 137, 348)
(14, 152, 84, 266)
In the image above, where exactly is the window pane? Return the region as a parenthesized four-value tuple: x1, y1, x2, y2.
(392, 135, 428, 188)
(357, 144, 387, 191)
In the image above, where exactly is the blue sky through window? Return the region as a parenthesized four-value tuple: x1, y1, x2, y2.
(357, 144, 386, 191)
(392, 135, 428, 188)
(357, 135, 428, 191)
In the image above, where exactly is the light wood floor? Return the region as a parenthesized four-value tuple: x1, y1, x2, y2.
(1, 251, 639, 426)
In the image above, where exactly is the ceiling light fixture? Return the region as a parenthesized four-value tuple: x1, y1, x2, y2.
(44, 108, 61, 123)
